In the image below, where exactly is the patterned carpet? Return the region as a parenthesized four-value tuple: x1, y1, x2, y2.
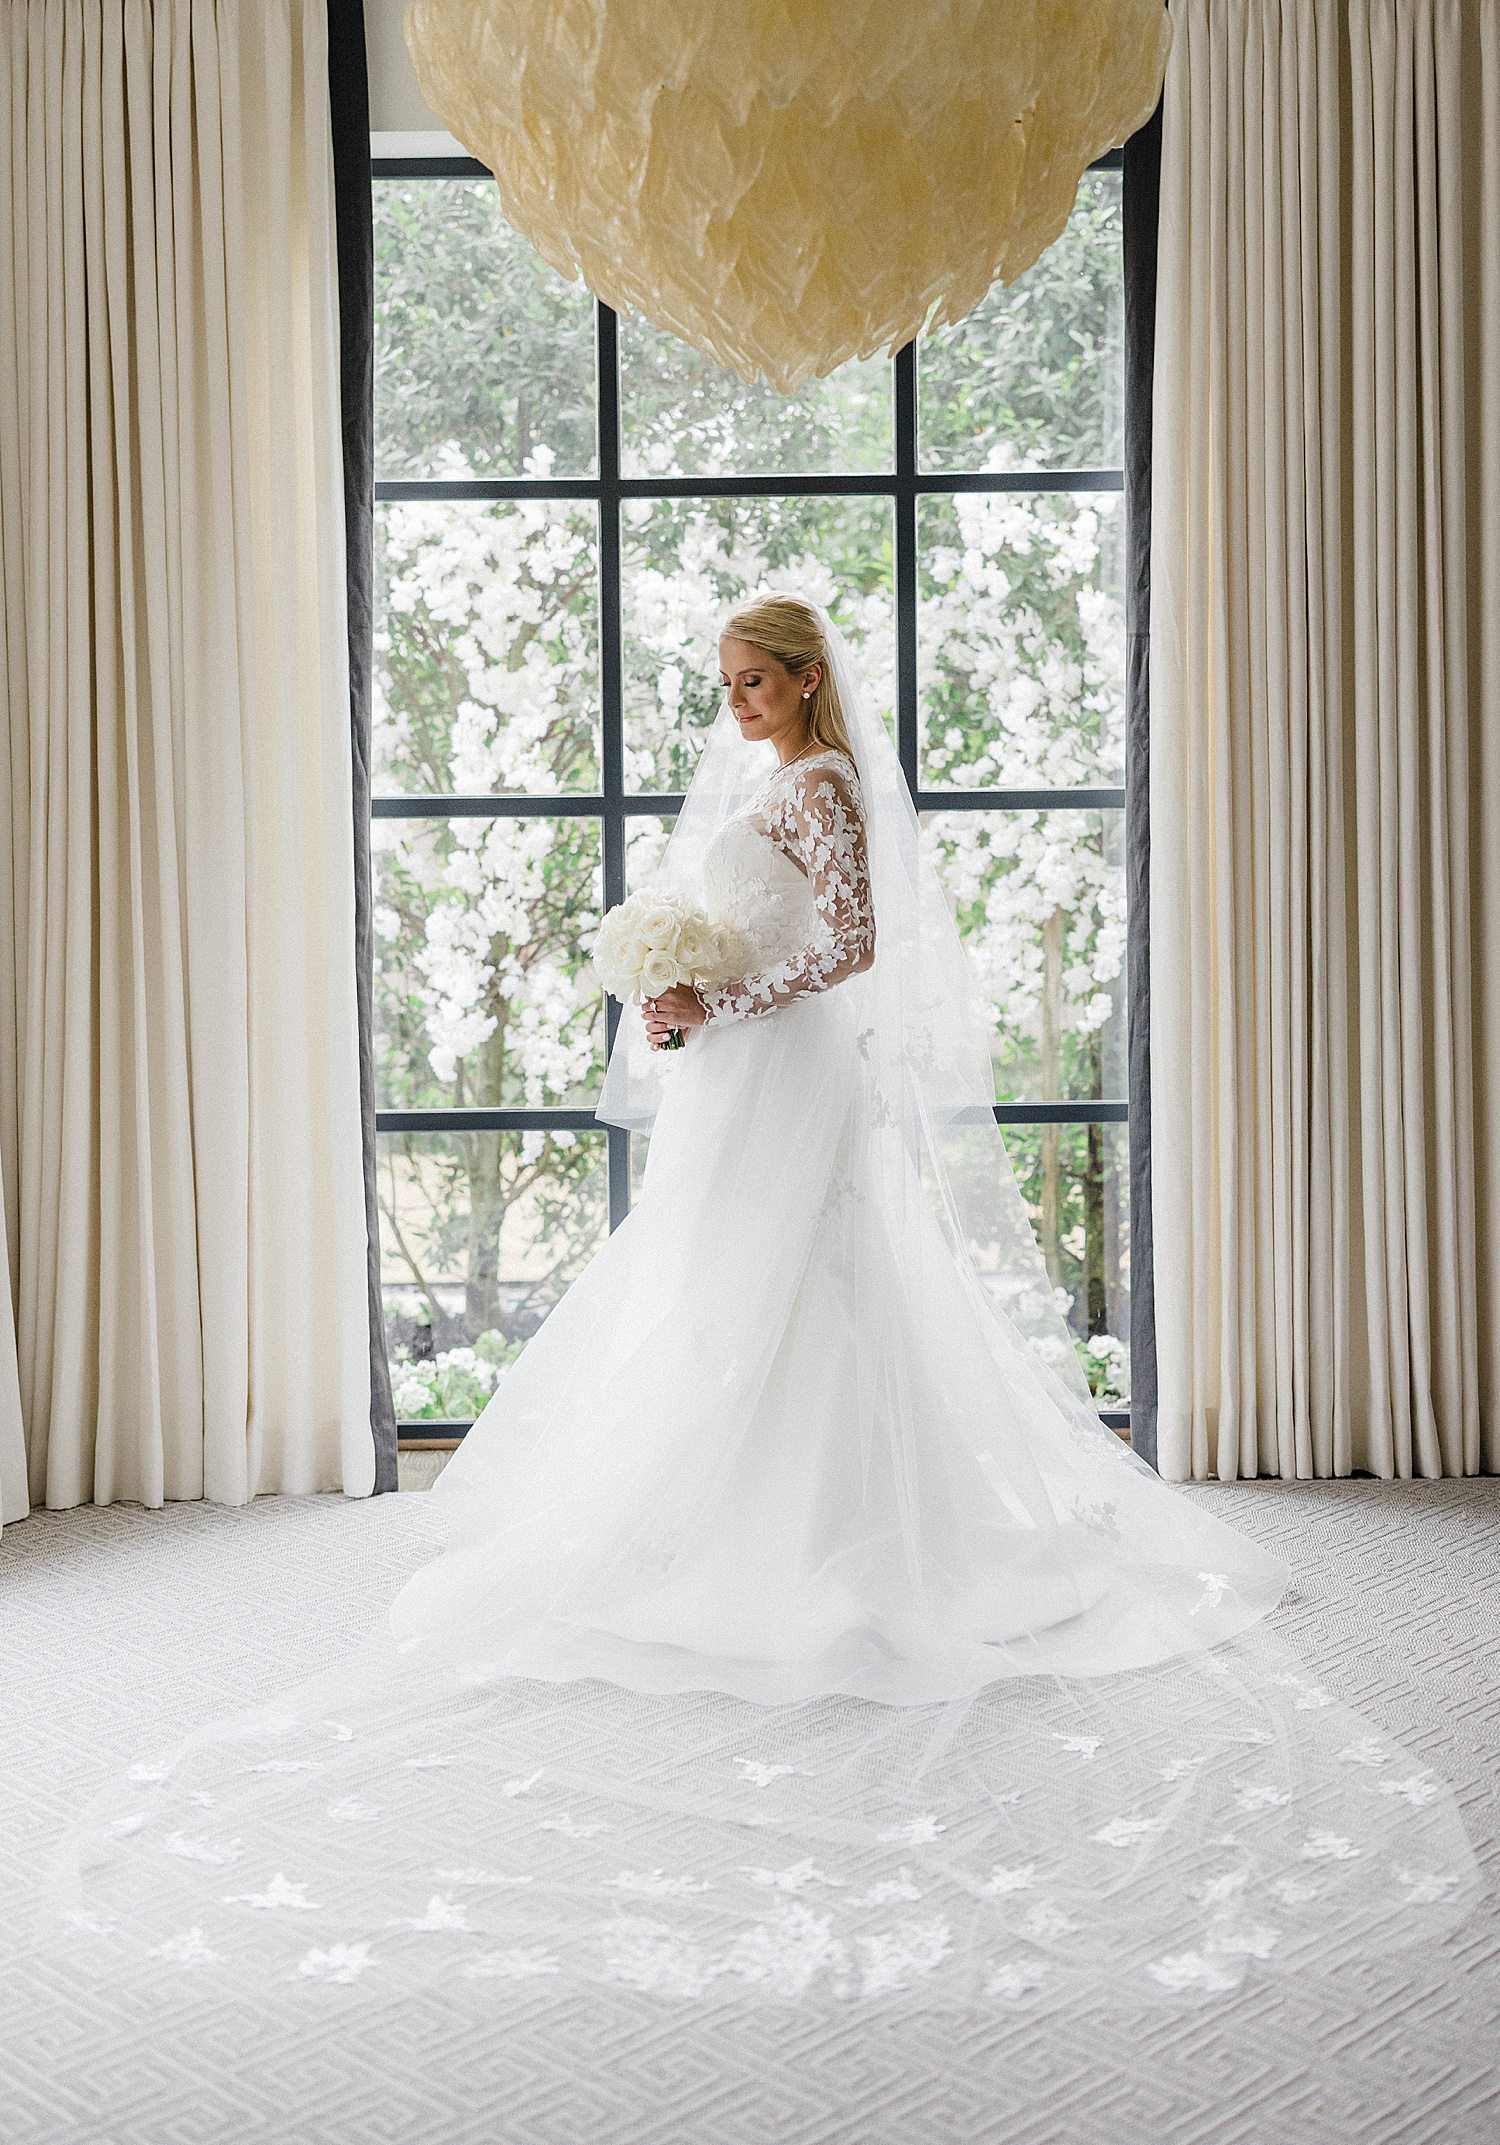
(1, 1479, 1496, 2145)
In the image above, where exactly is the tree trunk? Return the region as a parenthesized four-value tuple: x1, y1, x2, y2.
(463, 1004, 511, 1336)
(1040, 907, 1063, 1285)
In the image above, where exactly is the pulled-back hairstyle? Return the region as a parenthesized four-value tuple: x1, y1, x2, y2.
(721, 594, 856, 763)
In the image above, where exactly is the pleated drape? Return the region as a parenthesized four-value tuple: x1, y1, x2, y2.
(1151, 0, 1499, 1480)
(0, 0, 373, 1519)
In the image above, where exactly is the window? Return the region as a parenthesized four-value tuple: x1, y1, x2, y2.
(372, 154, 1130, 1439)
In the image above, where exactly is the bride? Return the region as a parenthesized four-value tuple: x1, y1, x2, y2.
(55, 594, 1478, 2008)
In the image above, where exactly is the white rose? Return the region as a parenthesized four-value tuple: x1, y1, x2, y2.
(589, 938, 628, 999)
(639, 950, 681, 1000)
(674, 921, 709, 969)
(622, 935, 651, 976)
(638, 905, 680, 952)
(591, 910, 626, 958)
(701, 925, 753, 982)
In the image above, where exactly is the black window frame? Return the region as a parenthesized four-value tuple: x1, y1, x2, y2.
(371, 150, 1130, 1442)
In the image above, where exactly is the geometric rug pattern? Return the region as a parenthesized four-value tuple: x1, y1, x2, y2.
(2, 1479, 1496, 2145)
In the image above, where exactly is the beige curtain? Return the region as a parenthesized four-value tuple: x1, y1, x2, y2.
(0, 0, 374, 1521)
(1151, 0, 1500, 1480)
(0, 1178, 23, 1527)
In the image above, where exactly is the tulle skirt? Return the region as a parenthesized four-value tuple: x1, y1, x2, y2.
(48, 992, 1482, 2009)
(391, 985, 1290, 1700)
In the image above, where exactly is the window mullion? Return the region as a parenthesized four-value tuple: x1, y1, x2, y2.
(894, 342, 919, 799)
(596, 301, 631, 1231)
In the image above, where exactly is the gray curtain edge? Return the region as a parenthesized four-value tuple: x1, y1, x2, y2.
(328, 0, 398, 1494)
(1123, 99, 1162, 1471)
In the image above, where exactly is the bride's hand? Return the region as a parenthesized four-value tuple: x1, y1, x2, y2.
(643, 985, 707, 1049)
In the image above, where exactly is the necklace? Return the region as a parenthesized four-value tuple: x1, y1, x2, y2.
(779, 737, 822, 772)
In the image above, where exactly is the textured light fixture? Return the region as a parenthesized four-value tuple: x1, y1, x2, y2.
(404, 0, 1170, 394)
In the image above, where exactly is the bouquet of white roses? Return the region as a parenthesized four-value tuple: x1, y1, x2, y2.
(590, 886, 743, 1049)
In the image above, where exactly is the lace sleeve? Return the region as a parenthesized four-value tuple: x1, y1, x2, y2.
(697, 761, 876, 1028)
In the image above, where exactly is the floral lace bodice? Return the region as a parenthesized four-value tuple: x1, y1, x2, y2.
(697, 747, 875, 1027)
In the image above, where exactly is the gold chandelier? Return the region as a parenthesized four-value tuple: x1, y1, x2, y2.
(404, 0, 1170, 394)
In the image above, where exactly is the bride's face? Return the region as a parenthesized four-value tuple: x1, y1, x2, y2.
(718, 637, 819, 751)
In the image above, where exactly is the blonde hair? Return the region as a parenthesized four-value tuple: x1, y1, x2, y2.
(721, 593, 855, 762)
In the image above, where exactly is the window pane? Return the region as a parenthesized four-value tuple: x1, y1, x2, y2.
(621, 495, 896, 792)
(374, 178, 596, 479)
(380, 1128, 608, 1421)
(918, 168, 1123, 474)
(374, 815, 603, 1109)
(918, 491, 1124, 788)
(625, 813, 677, 890)
(996, 1120, 1130, 1402)
(921, 809, 1125, 1104)
(375, 500, 600, 795)
(619, 325, 893, 478)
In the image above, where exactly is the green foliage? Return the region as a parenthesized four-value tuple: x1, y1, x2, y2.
(619, 316, 894, 478)
(917, 174, 1123, 472)
(387, 1327, 524, 1422)
(375, 181, 597, 478)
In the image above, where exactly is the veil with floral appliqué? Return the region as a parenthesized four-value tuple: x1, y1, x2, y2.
(46, 594, 1482, 2008)
(597, 597, 1101, 1420)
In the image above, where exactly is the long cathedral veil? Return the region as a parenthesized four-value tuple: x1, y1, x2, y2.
(45, 604, 1480, 2015)
(600, 600, 1097, 1410)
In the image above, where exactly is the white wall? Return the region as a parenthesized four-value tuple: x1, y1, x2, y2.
(365, 0, 463, 149)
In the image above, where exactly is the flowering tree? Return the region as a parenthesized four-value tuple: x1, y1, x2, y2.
(373, 172, 1129, 1416)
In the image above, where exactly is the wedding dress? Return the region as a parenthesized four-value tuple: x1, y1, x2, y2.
(51, 609, 1479, 2010)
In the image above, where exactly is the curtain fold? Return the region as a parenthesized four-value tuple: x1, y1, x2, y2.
(0, 0, 373, 1519)
(1151, 0, 1499, 1480)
